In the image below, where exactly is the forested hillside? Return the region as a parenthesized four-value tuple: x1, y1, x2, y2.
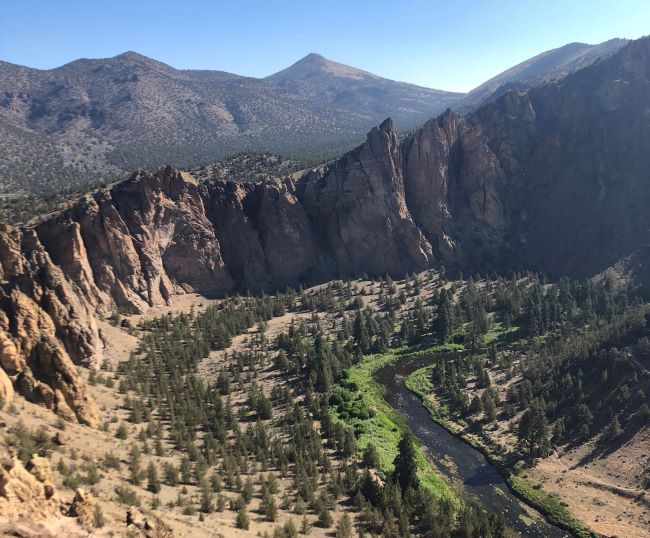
(0, 52, 461, 195)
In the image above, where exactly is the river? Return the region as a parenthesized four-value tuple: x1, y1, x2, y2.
(375, 352, 571, 537)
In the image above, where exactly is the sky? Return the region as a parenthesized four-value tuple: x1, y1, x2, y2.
(1, 0, 648, 92)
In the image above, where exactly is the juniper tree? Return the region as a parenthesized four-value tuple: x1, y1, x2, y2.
(236, 504, 249, 530)
(335, 512, 353, 538)
(517, 400, 550, 457)
(393, 433, 418, 492)
(146, 462, 160, 493)
(261, 487, 278, 521)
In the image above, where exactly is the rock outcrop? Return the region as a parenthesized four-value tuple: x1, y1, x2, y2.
(126, 507, 175, 538)
(0, 225, 100, 426)
(1, 37, 650, 424)
(301, 118, 433, 276)
(0, 453, 59, 523)
(67, 488, 94, 525)
(0, 453, 98, 536)
(0, 366, 13, 403)
(26, 455, 56, 499)
(38, 167, 234, 312)
(203, 178, 324, 292)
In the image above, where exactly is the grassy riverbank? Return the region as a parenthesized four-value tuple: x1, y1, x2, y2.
(405, 362, 595, 538)
(330, 344, 461, 504)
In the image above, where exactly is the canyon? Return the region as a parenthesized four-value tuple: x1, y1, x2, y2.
(1, 37, 650, 424)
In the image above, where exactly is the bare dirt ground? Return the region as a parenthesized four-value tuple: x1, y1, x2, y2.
(453, 355, 650, 537)
(529, 429, 650, 538)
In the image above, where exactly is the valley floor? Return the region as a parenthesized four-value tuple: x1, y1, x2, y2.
(1, 273, 648, 537)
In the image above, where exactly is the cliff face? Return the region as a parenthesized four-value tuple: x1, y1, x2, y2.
(401, 37, 650, 277)
(401, 109, 510, 266)
(0, 167, 234, 424)
(203, 179, 323, 292)
(300, 118, 433, 277)
(0, 226, 100, 426)
(37, 167, 234, 312)
(506, 37, 650, 277)
(1, 37, 650, 424)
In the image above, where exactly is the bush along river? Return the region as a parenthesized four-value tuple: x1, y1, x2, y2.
(375, 352, 573, 538)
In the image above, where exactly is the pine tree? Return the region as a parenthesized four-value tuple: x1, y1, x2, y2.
(313, 334, 334, 392)
(154, 438, 165, 457)
(300, 515, 310, 534)
(284, 518, 298, 538)
(261, 488, 278, 521)
(362, 443, 380, 468)
(128, 445, 142, 485)
(163, 462, 179, 486)
(335, 512, 353, 538)
(482, 393, 497, 423)
(241, 477, 254, 504)
(435, 290, 454, 343)
(517, 400, 550, 457)
(604, 415, 623, 441)
(353, 311, 370, 353)
(146, 462, 160, 493)
(236, 504, 249, 530)
(393, 433, 418, 491)
(469, 395, 484, 416)
(92, 503, 105, 528)
(256, 393, 273, 420)
(179, 456, 192, 484)
(317, 502, 333, 528)
(200, 479, 214, 513)
(342, 428, 357, 457)
(115, 422, 128, 440)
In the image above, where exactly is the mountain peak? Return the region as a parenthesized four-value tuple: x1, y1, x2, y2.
(56, 50, 175, 75)
(115, 50, 151, 62)
(303, 52, 326, 61)
(110, 51, 172, 69)
(266, 53, 377, 81)
(458, 37, 629, 109)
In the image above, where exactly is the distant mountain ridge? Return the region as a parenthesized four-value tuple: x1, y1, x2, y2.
(0, 38, 631, 195)
(457, 38, 629, 109)
(0, 52, 461, 194)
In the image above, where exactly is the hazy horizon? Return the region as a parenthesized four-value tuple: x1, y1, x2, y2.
(2, 0, 648, 92)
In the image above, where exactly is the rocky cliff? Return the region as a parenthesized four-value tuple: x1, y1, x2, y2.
(0, 225, 100, 426)
(403, 36, 650, 277)
(1, 37, 649, 424)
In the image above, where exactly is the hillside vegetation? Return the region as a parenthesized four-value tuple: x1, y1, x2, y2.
(0, 52, 461, 194)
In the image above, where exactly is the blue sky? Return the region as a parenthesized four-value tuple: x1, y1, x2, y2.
(1, 0, 648, 92)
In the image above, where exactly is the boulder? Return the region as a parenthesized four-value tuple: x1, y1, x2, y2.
(126, 507, 175, 537)
(67, 488, 94, 525)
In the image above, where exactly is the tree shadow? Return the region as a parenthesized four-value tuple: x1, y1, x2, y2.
(575, 422, 647, 468)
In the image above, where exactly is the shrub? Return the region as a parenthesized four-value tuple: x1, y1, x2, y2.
(115, 485, 140, 507)
(93, 504, 105, 528)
